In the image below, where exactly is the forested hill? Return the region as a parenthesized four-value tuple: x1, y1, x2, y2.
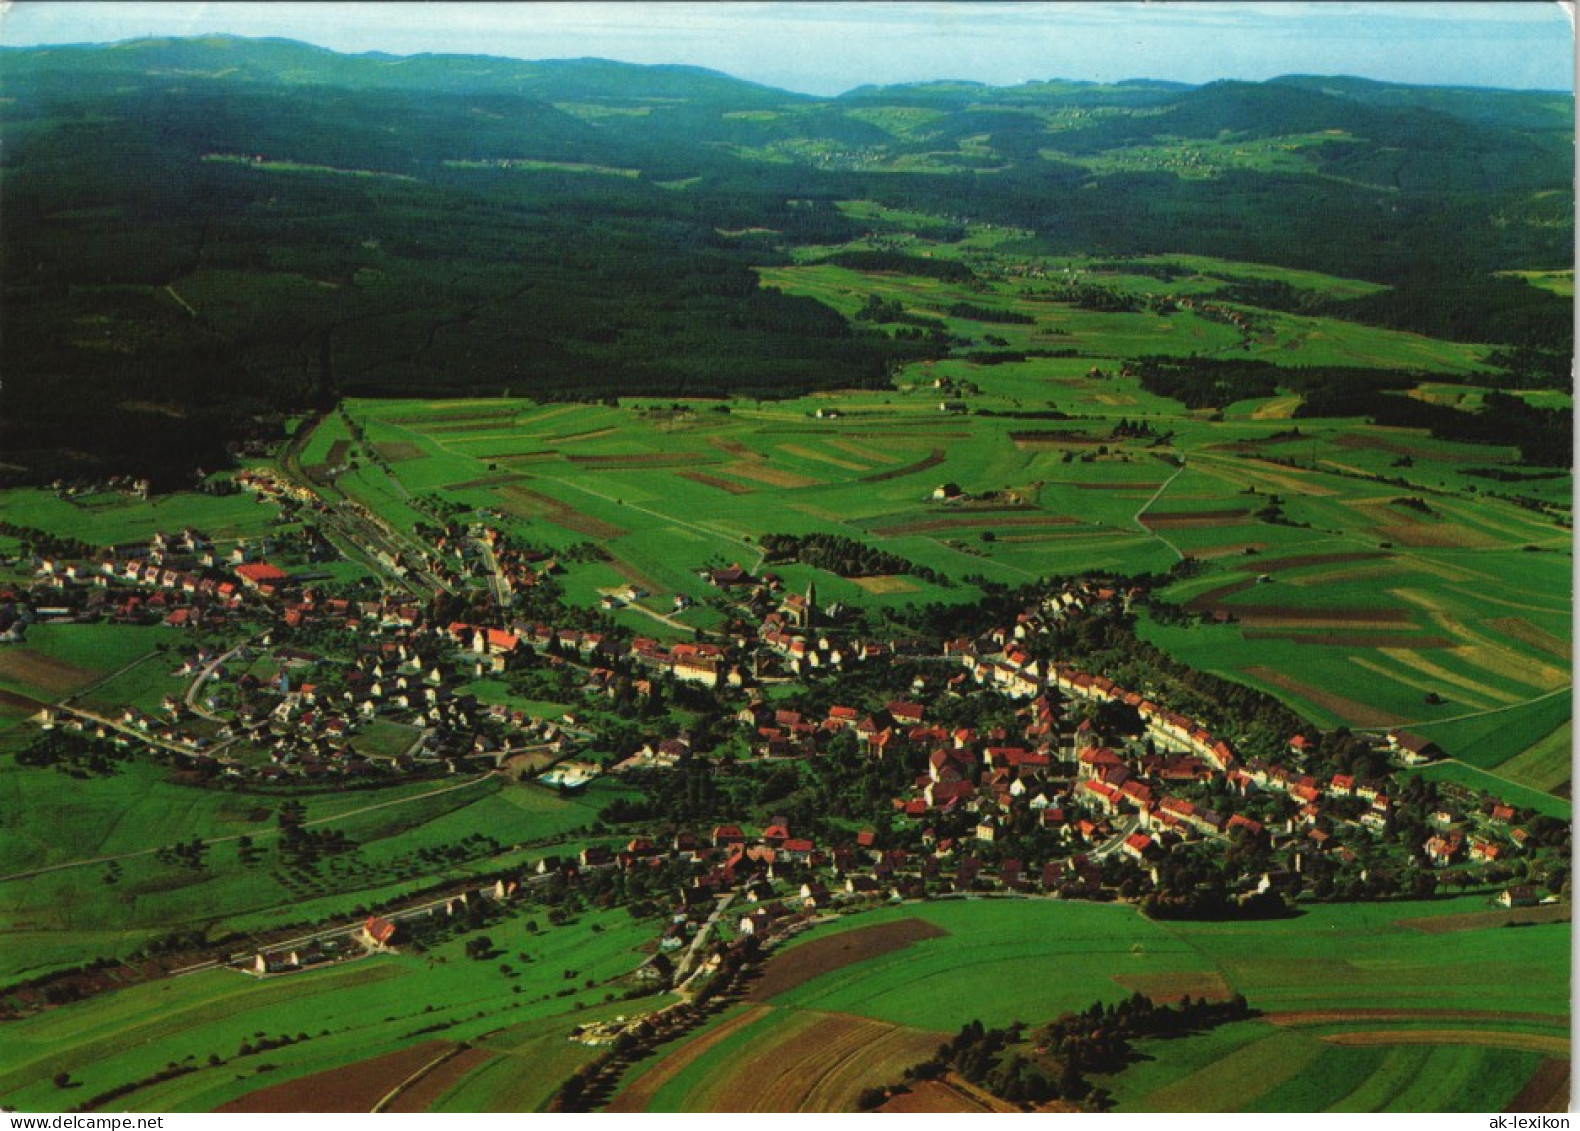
(0, 36, 1571, 485)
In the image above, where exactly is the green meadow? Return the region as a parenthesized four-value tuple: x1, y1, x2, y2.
(608, 894, 1568, 1114)
(0, 763, 620, 983)
(0, 906, 668, 1114)
(1, 489, 280, 549)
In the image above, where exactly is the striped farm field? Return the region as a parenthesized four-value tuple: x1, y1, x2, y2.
(619, 1005, 945, 1113)
(1319, 1029, 1567, 1055)
(333, 313, 1569, 768)
(1486, 616, 1571, 661)
(1493, 719, 1573, 793)
(1131, 1026, 1327, 1111)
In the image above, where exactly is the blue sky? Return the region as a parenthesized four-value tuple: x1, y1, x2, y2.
(2, 2, 1573, 94)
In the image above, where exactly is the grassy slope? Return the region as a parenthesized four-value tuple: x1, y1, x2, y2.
(0, 766, 616, 982)
(630, 895, 1569, 1114)
(0, 907, 665, 1114)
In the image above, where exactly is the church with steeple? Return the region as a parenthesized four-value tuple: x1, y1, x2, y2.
(783, 578, 818, 630)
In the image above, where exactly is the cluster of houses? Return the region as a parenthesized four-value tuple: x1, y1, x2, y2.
(464, 525, 559, 598)
(50, 474, 153, 500)
(32, 529, 264, 626)
(235, 467, 322, 508)
(650, 579, 1538, 899)
(917, 591, 1543, 885)
(245, 878, 525, 977)
(14, 470, 1554, 921)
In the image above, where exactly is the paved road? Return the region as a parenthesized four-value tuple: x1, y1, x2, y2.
(184, 636, 263, 718)
(472, 535, 511, 612)
(1091, 814, 1142, 860)
(674, 893, 736, 989)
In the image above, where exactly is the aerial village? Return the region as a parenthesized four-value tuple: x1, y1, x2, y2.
(2, 466, 1565, 989)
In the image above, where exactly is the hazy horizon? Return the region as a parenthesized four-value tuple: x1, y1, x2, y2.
(2, 2, 1573, 96)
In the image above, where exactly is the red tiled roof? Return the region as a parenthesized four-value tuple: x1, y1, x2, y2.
(486, 628, 520, 652)
(235, 562, 287, 583)
(363, 916, 397, 945)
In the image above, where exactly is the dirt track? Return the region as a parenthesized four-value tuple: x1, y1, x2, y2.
(387, 1046, 495, 1112)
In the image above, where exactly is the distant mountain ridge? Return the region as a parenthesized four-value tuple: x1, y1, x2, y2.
(1, 35, 806, 105)
(6, 34, 1572, 105)
(0, 35, 1570, 486)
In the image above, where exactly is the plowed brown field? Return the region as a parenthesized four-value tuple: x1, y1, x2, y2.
(1321, 1030, 1569, 1055)
(0, 651, 97, 696)
(1266, 1008, 1568, 1028)
(860, 448, 945, 484)
(1506, 1057, 1570, 1113)
(746, 918, 948, 1001)
(1141, 509, 1251, 529)
(678, 471, 754, 494)
(220, 1041, 451, 1112)
(877, 1078, 996, 1113)
(1242, 630, 1453, 649)
(498, 486, 628, 540)
(1488, 617, 1570, 660)
(1394, 903, 1571, 934)
(387, 1047, 495, 1112)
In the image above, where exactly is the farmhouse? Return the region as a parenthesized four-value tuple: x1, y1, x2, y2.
(361, 916, 398, 949)
(1498, 884, 1540, 908)
(1386, 730, 1441, 763)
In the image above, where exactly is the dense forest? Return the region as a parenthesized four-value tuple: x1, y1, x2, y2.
(758, 533, 945, 583)
(0, 37, 1571, 483)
